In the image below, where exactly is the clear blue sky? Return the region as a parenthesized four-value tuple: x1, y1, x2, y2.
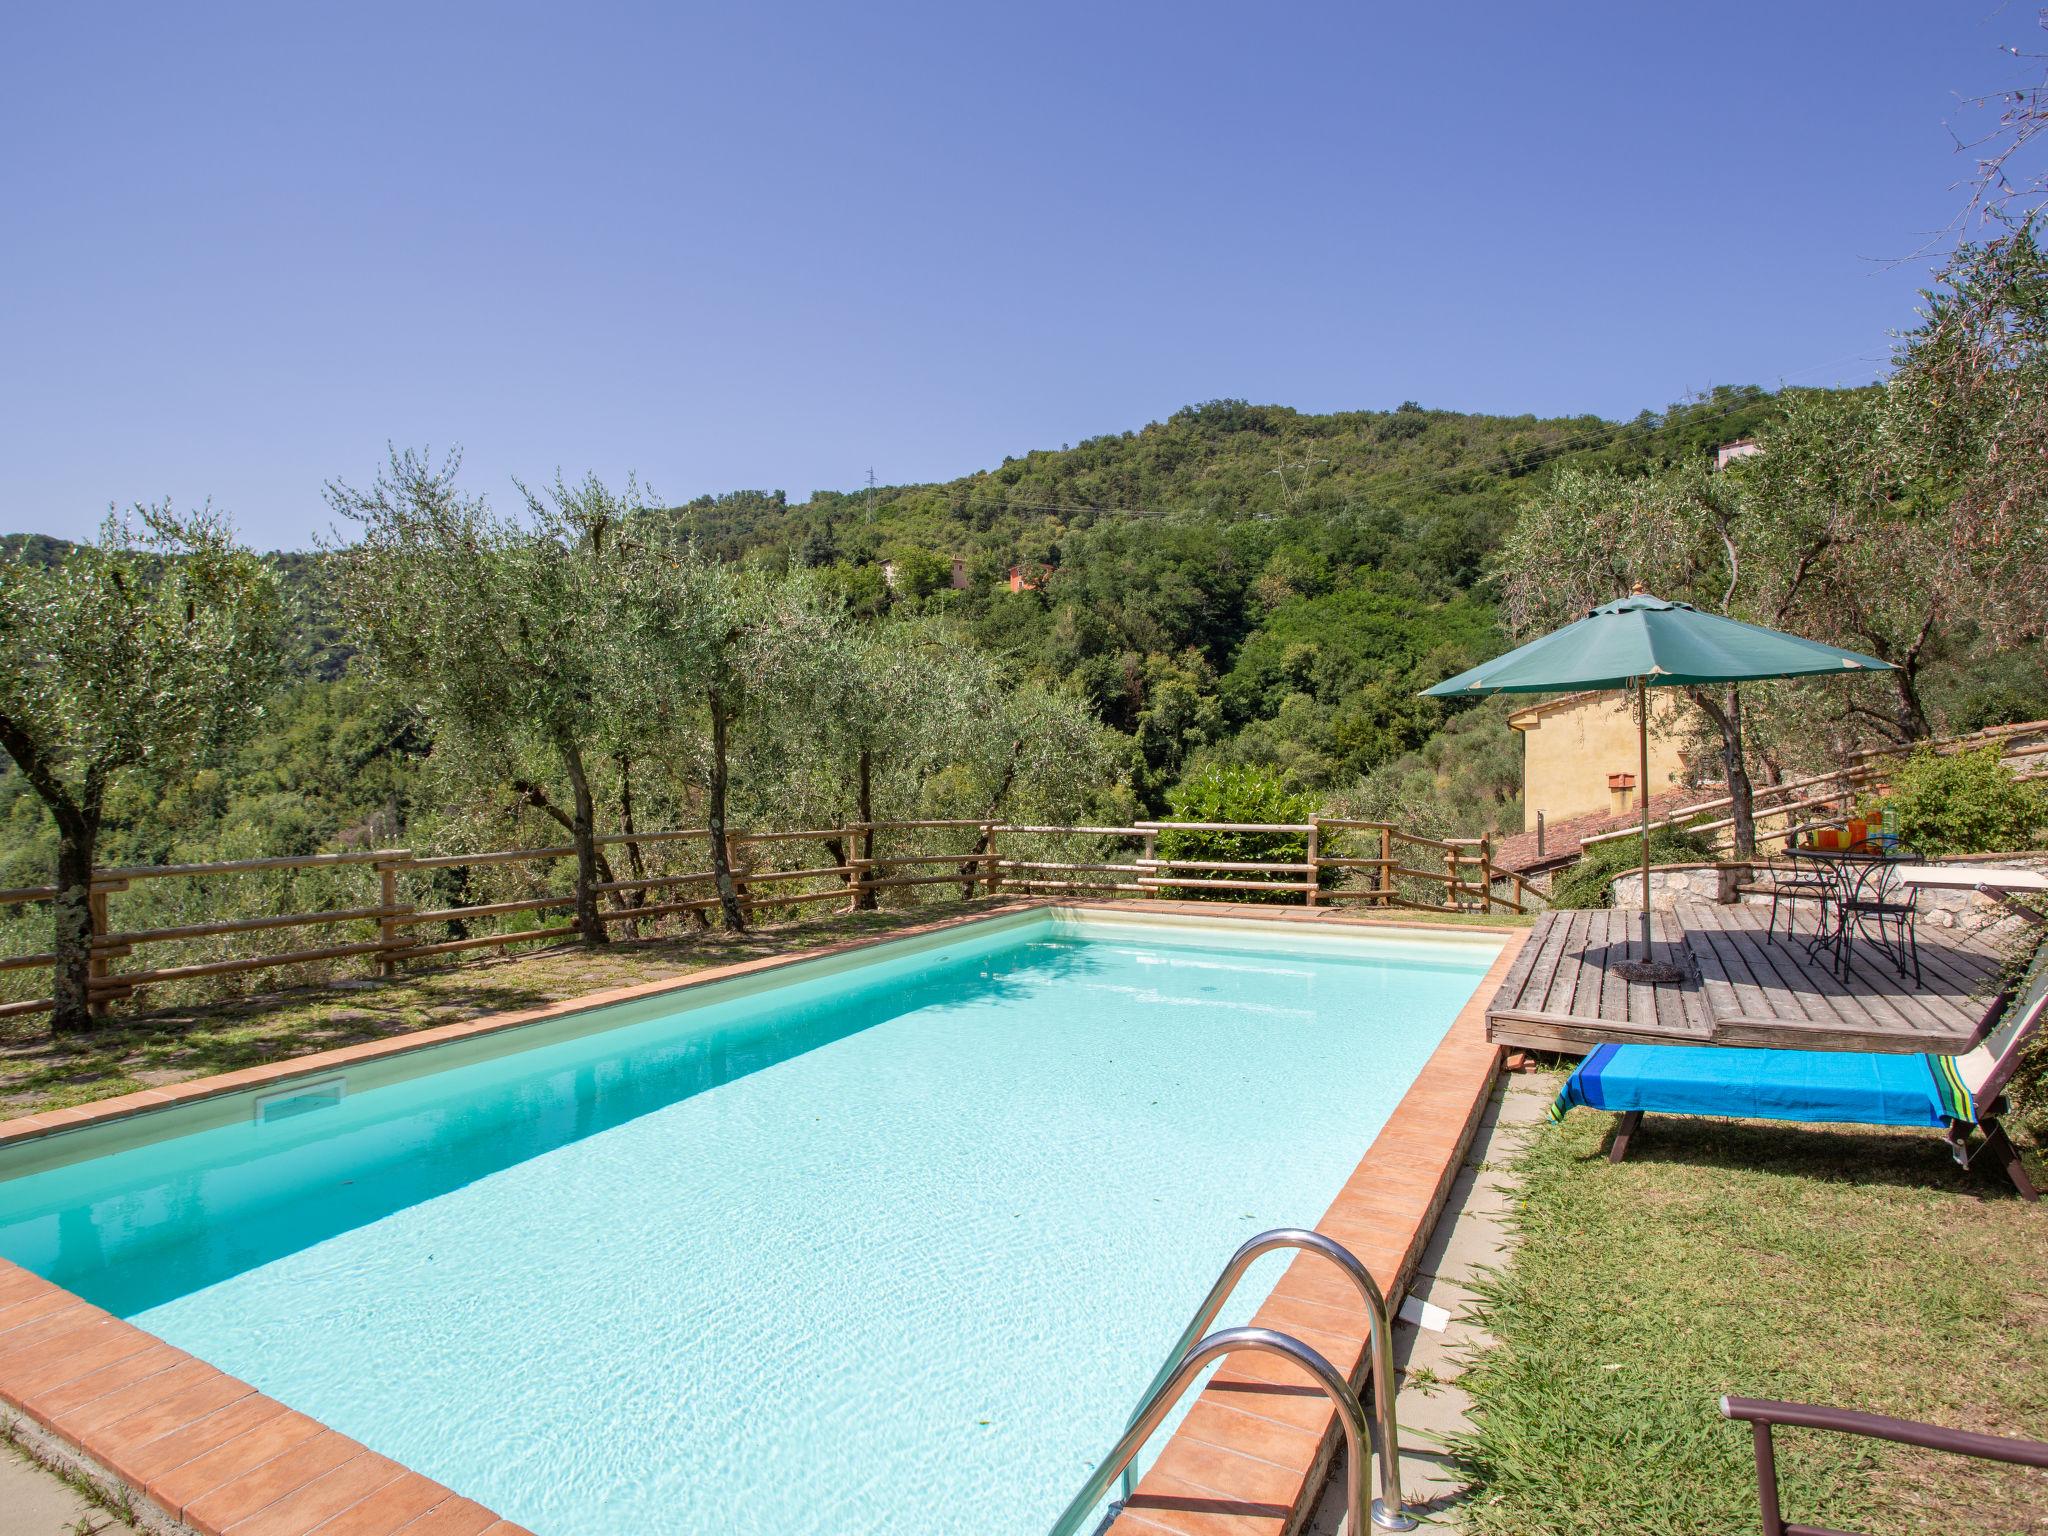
(0, 2, 2033, 548)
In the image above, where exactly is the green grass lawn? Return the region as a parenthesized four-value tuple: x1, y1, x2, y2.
(1456, 1085, 2048, 1535)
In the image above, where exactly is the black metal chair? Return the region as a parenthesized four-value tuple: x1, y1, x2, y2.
(1753, 841, 1834, 945)
(1794, 847, 1856, 964)
(1831, 846, 1920, 985)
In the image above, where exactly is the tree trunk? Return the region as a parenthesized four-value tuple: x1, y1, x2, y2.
(1687, 686, 1756, 859)
(707, 698, 746, 931)
(50, 811, 98, 1033)
(558, 741, 609, 947)
(1891, 661, 1933, 742)
(614, 750, 648, 936)
(853, 747, 876, 911)
(824, 834, 853, 900)
(0, 717, 104, 1033)
(511, 776, 622, 890)
(982, 739, 1025, 823)
(616, 751, 647, 900)
(1719, 684, 1756, 860)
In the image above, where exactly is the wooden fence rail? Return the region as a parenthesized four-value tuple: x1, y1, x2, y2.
(0, 813, 1534, 1021)
(1577, 719, 2048, 857)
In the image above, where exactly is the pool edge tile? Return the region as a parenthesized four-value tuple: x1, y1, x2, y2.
(0, 902, 1059, 1153)
(0, 1256, 535, 1536)
(1103, 923, 1529, 1536)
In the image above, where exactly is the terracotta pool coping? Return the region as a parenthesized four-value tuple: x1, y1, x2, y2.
(1103, 920, 1528, 1536)
(0, 900, 1068, 1153)
(0, 900, 1523, 1536)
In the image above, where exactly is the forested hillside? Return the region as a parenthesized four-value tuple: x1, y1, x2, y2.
(0, 383, 1857, 893)
(633, 387, 1788, 802)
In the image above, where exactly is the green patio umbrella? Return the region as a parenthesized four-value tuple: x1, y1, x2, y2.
(1424, 590, 1893, 980)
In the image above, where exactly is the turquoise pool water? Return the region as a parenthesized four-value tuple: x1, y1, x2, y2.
(0, 911, 1495, 1535)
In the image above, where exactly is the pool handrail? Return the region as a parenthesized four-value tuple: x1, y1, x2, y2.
(1054, 1227, 1414, 1534)
(1046, 1326, 1386, 1536)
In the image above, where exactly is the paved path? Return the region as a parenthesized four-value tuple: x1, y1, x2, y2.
(1304, 1073, 1549, 1531)
(0, 1438, 138, 1535)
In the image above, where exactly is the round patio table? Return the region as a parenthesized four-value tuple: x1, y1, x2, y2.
(1796, 844, 1918, 982)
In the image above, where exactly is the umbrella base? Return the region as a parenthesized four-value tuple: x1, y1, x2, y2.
(1613, 958, 1687, 985)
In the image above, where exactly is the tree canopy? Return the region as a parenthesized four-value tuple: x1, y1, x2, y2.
(0, 506, 280, 1028)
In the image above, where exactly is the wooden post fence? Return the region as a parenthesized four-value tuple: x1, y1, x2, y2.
(0, 811, 1542, 1024)
(375, 855, 413, 976)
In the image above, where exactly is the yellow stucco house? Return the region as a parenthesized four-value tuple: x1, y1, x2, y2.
(1508, 689, 1697, 832)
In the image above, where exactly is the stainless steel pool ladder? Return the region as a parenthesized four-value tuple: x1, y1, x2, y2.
(1047, 1228, 1415, 1535)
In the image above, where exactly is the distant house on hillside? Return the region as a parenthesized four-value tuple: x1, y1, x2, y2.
(950, 556, 970, 590)
(1008, 562, 1052, 593)
(1714, 438, 1763, 470)
(1508, 690, 1699, 832)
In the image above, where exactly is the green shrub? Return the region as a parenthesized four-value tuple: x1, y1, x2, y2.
(1877, 745, 2048, 857)
(1156, 763, 1318, 902)
(1547, 826, 1717, 910)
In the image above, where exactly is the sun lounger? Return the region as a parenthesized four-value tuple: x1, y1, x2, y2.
(1548, 943, 2046, 1200)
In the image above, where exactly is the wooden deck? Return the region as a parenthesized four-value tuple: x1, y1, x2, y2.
(1488, 903, 2006, 1056)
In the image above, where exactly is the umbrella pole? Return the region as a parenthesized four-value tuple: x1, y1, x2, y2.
(1638, 677, 1652, 964)
(1615, 671, 1682, 985)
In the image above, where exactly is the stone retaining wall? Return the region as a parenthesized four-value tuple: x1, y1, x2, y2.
(1611, 851, 2047, 938)
(1609, 863, 1739, 911)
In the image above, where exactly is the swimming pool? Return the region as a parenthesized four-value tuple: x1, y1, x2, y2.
(0, 908, 1499, 1535)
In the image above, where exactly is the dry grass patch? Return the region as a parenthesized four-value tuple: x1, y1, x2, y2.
(0, 902, 993, 1117)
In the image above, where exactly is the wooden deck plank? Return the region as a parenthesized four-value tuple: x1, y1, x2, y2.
(1487, 1009, 1710, 1055)
(1905, 935, 2004, 1021)
(1818, 946, 1942, 1034)
(1542, 910, 1580, 1016)
(1597, 912, 1635, 1019)
(1680, 903, 1969, 1051)
(1701, 903, 1917, 1037)
(1687, 905, 1784, 1024)
(1576, 912, 1617, 1020)
(1707, 907, 1872, 1031)
(1772, 901, 1957, 1034)
(1486, 898, 1997, 1056)
(1754, 893, 1994, 1034)
(1568, 911, 1602, 1013)
(1532, 909, 1578, 1013)
(1492, 912, 1548, 1011)
(1700, 903, 1965, 1043)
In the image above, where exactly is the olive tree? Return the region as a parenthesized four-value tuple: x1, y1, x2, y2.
(0, 507, 280, 1030)
(810, 619, 973, 907)
(618, 548, 837, 930)
(929, 661, 1120, 886)
(1496, 465, 1790, 856)
(327, 451, 644, 945)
